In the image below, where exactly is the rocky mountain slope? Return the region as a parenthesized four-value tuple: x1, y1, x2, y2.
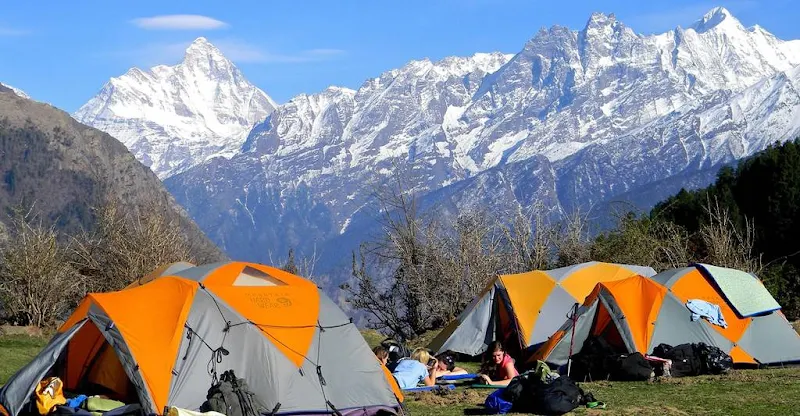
(74, 37, 276, 179)
(161, 8, 800, 285)
(0, 85, 223, 261)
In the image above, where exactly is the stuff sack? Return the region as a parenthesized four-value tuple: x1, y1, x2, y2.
(531, 376, 583, 415)
(483, 389, 513, 414)
(606, 352, 653, 381)
(201, 370, 268, 416)
(35, 377, 67, 415)
(696, 343, 733, 374)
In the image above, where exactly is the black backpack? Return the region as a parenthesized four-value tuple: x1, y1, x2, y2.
(201, 370, 269, 416)
(695, 343, 734, 375)
(606, 352, 653, 381)
(504, 374, 585, 416)
(381, 338, 409, 371)
(653, 343, 703, 377)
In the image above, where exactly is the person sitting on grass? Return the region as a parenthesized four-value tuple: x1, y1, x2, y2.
(391, 347, 436, 389)
(477, 341, 519, 386)
(431, 351, 468, 378)
(373, 345, 389, 366)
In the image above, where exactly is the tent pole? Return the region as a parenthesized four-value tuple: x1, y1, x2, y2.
(566, 302, 578, 377)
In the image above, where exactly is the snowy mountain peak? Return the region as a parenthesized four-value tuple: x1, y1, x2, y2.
(691, 7, 740, 33)
(0, 83, 30, 100)
(74, 37, 276, 179)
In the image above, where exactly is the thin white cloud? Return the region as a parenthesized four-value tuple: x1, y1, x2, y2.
(131, 14, 229, 30)
(626, 1, 758, 34)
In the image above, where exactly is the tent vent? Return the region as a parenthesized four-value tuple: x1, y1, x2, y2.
(232, 266, 287, 287)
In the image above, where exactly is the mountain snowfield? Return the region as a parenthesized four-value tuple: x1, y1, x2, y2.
(73, 37, 276, 179)
(77, 8, 800, 294)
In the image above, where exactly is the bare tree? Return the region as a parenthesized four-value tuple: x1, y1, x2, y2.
(0, 206, 86, 327)
(591, 209, 691, 271)
(700, 197, 762, 273)
(498, 203, 555, 273)
(270, 244, 320, 280)
(70, 197, 195, 292)
(553, 209, 592, 267)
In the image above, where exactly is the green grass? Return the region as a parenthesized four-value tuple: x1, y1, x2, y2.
(404, 368, 800, 415)
(3, 331, 800, 415)
(0, 334, 49, 384)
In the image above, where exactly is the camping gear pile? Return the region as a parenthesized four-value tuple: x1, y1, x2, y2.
(0, 262, 404, 416)
(483, 361, 602, 415)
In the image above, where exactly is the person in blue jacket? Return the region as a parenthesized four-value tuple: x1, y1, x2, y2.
(391, 348, 436, 389)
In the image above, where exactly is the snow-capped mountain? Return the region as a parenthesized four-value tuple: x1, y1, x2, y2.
(164, 8, 800, 289)
(74, 37, 276, 179)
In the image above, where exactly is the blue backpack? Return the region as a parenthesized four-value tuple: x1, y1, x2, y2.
(483, 388, 513, 414)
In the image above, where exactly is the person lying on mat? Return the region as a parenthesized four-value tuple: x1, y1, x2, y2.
(431, 352, 467, 378)
(391, 348, 436, 389)
(477, 341, 519, 386)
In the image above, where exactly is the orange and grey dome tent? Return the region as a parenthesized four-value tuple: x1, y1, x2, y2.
(427, 261, 656, 358)
(0, 261, 404, 416)
(532, 265, 800, 367)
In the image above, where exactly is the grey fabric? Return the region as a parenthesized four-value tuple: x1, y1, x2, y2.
(545, 262, 656, 282)
(650, 267, 693, 289)
(308, 291, 402, 411)
(545, 262, 591, 282)
(169, 262, 229, 282)
(542, 302, 599, 366)
(168, 287, 400, 414)
(159, 262, 196, 277)
(0, 319, 87, 416)
(528, 286, 576, 347)
(736, 312, 800, 364)
(597, 290, 638, 353)
(432, 287, 496, 356)
(647, 292, 735, 354)
(87, 306, 157, 415)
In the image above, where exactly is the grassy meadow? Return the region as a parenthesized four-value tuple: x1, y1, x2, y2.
(0, 328, 798, 415)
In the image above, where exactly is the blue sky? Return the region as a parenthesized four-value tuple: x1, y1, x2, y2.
(1, 0, 798, 112)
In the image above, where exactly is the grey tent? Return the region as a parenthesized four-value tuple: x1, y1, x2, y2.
(0, 261, 404, 416)
(532, 268, 800, 368)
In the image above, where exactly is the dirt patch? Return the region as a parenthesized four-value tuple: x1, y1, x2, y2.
(411, 388, 487, 407)
(0, 325, 46, 337)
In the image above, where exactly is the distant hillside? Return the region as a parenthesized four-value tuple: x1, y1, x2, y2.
(0, 85, 223, 261)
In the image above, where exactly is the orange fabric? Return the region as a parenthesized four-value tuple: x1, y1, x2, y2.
(205, 263, 320, 367)
(559, 263, 643, 302)
(381, 363, 404, 403)
(90, 277, 198, 412)
(85, 345, 131, 400)
(669, 269, 751, 343)
(63, 322, 106, 391)
(602, 277, 666, 353)
(529, 330, 566, 362)
(592, 300, 613, 337)
(0, 402, 9, 416)
(728, 345, 757, 364)
(500, 272, 556, 345)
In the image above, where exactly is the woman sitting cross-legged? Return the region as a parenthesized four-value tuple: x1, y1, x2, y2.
(477, 341, 519, 386)
(391, 348, 436, 389)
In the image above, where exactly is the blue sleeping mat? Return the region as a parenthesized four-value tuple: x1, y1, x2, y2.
(402, 384, 456, 392)
(437, 373, 479, 381)
(695, 263, 781, 317)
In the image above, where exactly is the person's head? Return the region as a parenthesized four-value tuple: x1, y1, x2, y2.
(486, 341, 507, 365)
(410, 348, 433, 368)
(373, 345, 389, 366)
(435, 352, 456, 372)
